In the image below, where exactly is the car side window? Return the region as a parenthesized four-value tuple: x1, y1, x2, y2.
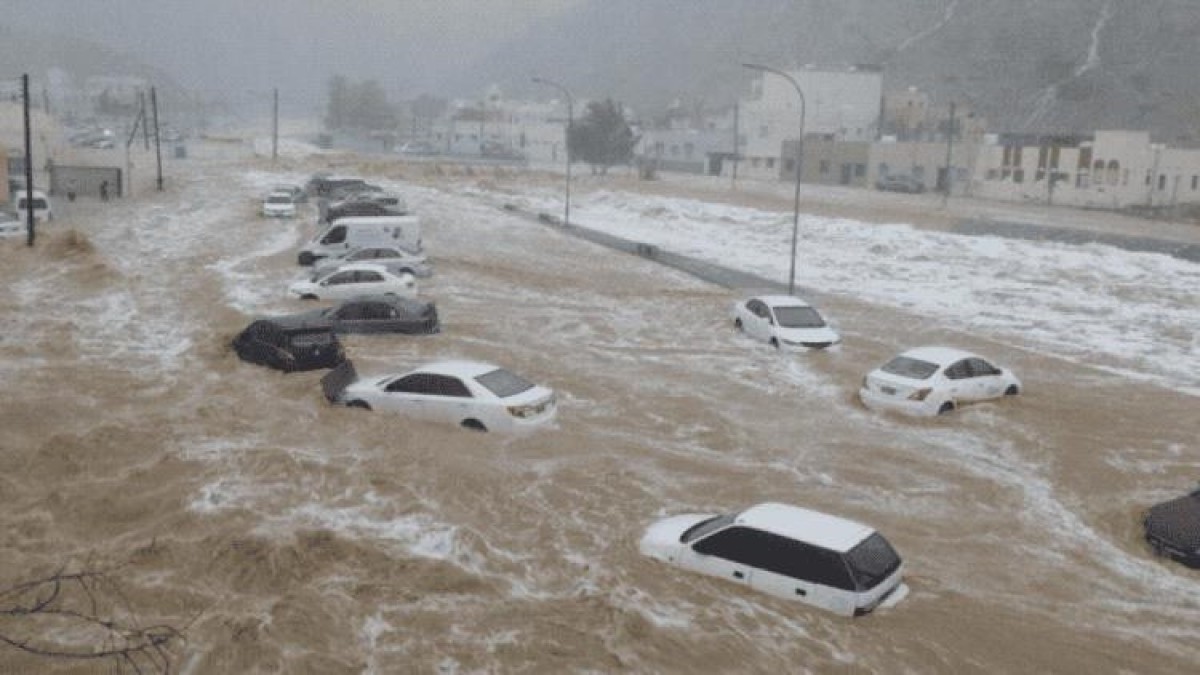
(691, 526, 771, 567)
(326, 271, 355, 285)
(769, 538, 856, 591)
(944, 360, 972, 380)
(322, 226, 347, 244)
(428, 375, 472, 397)
(967, 358, 1001, 377)
(386, 374, 435, 394)
(357, 270, 384, 283)
(365, 303, 392, 320)
(336, 303, 366, 320)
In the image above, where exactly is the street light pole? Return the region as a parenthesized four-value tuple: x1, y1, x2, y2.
(532, 76, 573, 226)
(743, 62, 805, 296)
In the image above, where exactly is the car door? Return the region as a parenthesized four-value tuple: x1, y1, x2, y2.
(966, 357, 1006, 400)
(745, 300, 771, 341)
(749, 535, 857, 614)
(683, 526, 759, 589)
(332, 301, 369, 333)
(382, 374, 440, 420)
(942, 359, 974, 400)
(320, 270, 358, 299)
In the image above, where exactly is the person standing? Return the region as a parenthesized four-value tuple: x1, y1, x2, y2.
(99, 180, 109, 201)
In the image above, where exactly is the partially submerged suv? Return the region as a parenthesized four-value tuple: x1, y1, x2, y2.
(640, 502, 908, 616)
(1144, 484, 1200, 568)
(232, 317, 345, 372)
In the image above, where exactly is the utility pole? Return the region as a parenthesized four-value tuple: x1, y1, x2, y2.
(731, 101, 739, 190)
(272, 87, 279, 163)
(140, 91, 150, 150)
(151, 87, 163, 191)
(22, 74, 34, 247)
(941, 102, 956, 207)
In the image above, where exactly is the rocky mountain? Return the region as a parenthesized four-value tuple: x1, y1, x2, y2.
(473, 0, 1200, 141)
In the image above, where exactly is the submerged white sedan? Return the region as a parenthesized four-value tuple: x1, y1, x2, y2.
(288, 262, 416, 301)
(322, 359, 557, 433)
(858, 346, 1021, 416)
(732, 295, 841, 350)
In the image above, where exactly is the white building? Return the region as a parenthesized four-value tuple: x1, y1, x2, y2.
(737, 64, 883, 179)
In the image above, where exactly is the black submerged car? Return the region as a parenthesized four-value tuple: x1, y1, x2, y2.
(1144, 485, 1200, 568)
(232, 317, 345, 372)
(287, 295, 440, 335)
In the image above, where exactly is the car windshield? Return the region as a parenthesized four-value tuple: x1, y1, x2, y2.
(287, 330, 335, 347)
(267, 195, 291, 204)
(881, 356, 940, 380)
(680, 513, 735, 544)
(844, 532, 902, 591)
(773, 305, 826, 328)
(474, 368, 535, 398)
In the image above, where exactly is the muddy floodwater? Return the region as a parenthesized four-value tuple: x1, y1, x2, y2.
(1, 147, 1198, 674)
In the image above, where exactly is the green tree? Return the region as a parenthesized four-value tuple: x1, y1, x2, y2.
(569, 99, 638, 174)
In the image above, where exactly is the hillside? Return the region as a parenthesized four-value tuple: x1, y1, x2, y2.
(473, 0, 1200, 140)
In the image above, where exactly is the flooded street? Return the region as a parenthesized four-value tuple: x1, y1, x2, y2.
(1, 147, 1198, 673)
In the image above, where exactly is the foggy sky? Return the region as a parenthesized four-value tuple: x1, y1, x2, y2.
(1, 0, 581, 106)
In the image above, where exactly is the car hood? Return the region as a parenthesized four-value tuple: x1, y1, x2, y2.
(775, 325, 841, 345)
(639, 514, 712, 561)
(1145, 494, 1200, 551)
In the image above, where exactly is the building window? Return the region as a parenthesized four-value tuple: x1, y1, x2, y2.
(855, 163, 866, 177)
(986, 169, 999, 180)
(1013, 169, 1025, 183)
(785, 158, 795, 172)
(1159, 174, 1167, 190)
(878, 162, 889, 177)
(819, 160, 830, 175)
(766, 157, 775, 169)
(1145, 170, 1152, 186)
(1192, 175, 1198, 190)
(1123, 169, 1129, 186)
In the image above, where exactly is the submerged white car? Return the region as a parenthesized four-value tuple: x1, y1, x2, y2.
(732, 295, 840, 350)
(312, 245, 432, 278)
(288, 262, 416, 301)
(261, 191, 297, 218)
(640, 502, 908, 617)
(859, 346, 1021, 416)
(322, 359, 557, 433)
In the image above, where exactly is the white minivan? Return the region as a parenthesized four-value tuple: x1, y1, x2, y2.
(13, 190, 52, 222)
(297, 215, 421, 266)
(640, 502, 909, 617)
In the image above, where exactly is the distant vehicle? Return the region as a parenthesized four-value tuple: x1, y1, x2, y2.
(305, 174, 370, 199)
(298, 215, 422, 266)
(288, 262, 417, 301)
(313, 245, 431, 278)
(14, 190, 52, 222)
(398, 140, 437, 156)
(286, 295, 439, 335)
(875, 174, 926, 194)
(0, 211, 22, 238)
(639, 502, 909, 617)
(732, 295, 840, 350)
(321, 199, 406, 224)
(261, 191, 297, 218)
(232, 317, 345, 372)
(322, 359, 557, 432)
(1144, 484, 1200, 568)
(272, 184, 306, 203)
(858, 346, 1021, 416)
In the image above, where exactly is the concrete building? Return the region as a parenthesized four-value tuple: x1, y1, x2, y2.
(737, 64, 883, 180)
(970, 130, 1200, 209)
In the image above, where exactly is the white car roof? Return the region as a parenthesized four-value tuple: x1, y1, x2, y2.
(736, 502, 874, 553)
(413, 360, 504, 379)
(754, 294, 814, 308)
(327, 262, 392, 274)
(899, 346, 979, 366)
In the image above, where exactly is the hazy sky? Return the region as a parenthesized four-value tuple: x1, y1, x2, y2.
(2, 0, 582, 106)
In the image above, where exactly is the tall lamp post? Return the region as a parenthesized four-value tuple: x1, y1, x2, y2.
(743, 62, 805, 296)
(531, 76, 573, 226)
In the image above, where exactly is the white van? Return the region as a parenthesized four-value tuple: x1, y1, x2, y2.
(297, 215, 421, 266)
(14, 190, 52, 222)
(640, 502, 909, 617)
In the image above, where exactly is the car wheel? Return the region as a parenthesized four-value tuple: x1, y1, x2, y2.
(734, 318, 743, 331)
(347, 400, 371, 410)
(937, 401, 956, 415)
(461, 419, 487, 432)
(1005, 384, 1020, 396)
